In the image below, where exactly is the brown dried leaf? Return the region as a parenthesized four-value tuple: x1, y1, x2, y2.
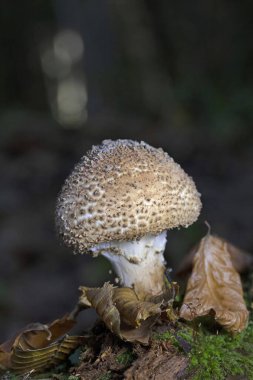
(11, 335, 85, 374)
(15, 315, 75, 350)
(112, 287, 161, 327)
(176, 235, 253, 277)
(79, 282, 161, 344)
(0, 314, 86, 374)
(180, 233, 249, 333)
(79, 282, 121, 337)
(0, 348, 11, 370)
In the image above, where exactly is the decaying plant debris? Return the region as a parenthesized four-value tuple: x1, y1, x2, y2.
(78, 282, 178, 345)
(0, 235, 253, 380)
(0, 231, 253, 378)
(71, 323, 189, 380)
(79, 283, 161, 344)
(0, 280, 179, 374)
(0, 231, 252, 378)
(180, 232, 249, 333)
(0, 314, 86, 374)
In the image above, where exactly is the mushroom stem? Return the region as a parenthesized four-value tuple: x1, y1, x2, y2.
(91, 231, 167, 298)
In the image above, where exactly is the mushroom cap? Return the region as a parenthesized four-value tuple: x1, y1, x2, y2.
(56, 139, 202, 253)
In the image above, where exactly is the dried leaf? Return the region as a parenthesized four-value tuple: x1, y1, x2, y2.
(120, 316, 159, 345)
(79, 282, 161, 344)
(177, 235, 253, 277)
(113, 287, 161, 327)
(11, 335, 85, 374)
(79, 282, 121, 337)
(15, 315, 75, 351)
(0, 348, 11, 370)
(180, 233, 249, 333)
(0, 314, 86, 374)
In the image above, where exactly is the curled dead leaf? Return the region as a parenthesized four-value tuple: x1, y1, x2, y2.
(79, 282, 162, 344)
(0, 314, 86, 374)
(180, 233, 249, 333)
(79, 282, 121, 338)
(113, 287, 161, 327)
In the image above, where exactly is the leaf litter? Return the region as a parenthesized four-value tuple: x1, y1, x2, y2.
(0, 229, 252, 378)
(180, 232, 249, 333)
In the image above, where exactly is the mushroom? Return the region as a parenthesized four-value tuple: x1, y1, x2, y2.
(56, 139, 201, 297)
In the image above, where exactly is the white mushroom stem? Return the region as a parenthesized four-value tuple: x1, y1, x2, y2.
(90, 231, 167, 297)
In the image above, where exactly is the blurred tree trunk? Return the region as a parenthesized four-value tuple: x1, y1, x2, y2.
(111, 0, 176, 121)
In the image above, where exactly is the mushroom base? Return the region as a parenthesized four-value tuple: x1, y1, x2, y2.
(91, 231, 167, 297)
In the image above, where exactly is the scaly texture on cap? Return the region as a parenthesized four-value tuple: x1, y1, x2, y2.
(56, 139, 202, 253)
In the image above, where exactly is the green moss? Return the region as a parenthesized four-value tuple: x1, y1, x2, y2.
(189, 321, 253, 380)
(0, 373, 20, 380)
(154, 320, 253, 380)
(98, 371, 112, 380)
(116, 349, 135, 366)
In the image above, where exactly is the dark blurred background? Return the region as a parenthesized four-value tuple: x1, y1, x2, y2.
(0, 0, 253, 340)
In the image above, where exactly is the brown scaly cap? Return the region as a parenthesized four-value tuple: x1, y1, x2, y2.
(56, 139, 202, 253)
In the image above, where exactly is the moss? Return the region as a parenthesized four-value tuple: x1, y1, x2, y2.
(154, 319, 253, 380)
(0, 373, 20, 380)
(116, 349, 135, 366)
(98, 371, 112, 380)
(188, 321, 253, 380)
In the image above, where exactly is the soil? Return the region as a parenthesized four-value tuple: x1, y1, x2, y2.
(68, 323, 188, 380)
